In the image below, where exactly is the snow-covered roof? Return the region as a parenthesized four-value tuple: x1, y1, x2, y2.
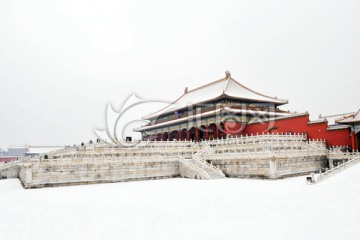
(7, 146, 28, 149)
(336, 109, 360, 124)
(247, 112, 308, 125)
(224, 107, 295, 117)
(326, 125, 349, 131)
(308, 119, 327, 125)
(143, 75, 288, 120)
(135, 107, 294, 132)
(27, 146, 65, 154)
(135, 108, 222, 132)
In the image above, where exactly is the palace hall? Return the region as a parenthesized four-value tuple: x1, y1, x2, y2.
(135, 72, 359, 150)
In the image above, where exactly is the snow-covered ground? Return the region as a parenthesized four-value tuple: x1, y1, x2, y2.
(1, 165, 360, 240)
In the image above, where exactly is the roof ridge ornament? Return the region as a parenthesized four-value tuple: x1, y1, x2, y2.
(225, 70, 231, 79)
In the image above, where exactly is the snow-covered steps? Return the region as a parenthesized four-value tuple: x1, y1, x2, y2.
(179, 156, 225, 180)
(0, 161, 21, 179)
(189, 158, 225, 179)
(307, 156, 360, 184)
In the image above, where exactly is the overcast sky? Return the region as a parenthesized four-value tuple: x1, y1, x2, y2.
(0, 0, 359, 148)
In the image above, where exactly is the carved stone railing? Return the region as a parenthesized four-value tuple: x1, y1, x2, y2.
(328, 150, 360, 160)
(0, 160, 22, 172)
(17, 133, 324, 172)
(308, 139, 326, 148)
(307, 156, 360, 184)
(37, 133, 321, 165)
(192, 155, 225, 178)
(178, 156, 210, 180)
(193, 143, 225, 178)
(204, 148, 326, 161)
(0, 156, 32, 170)
(38, 133, 312, 161)
(203, 133, 307, 146)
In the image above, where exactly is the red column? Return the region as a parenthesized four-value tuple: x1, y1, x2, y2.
(351, 131, 356, 151)
(186, 129, 190, 141)
(205, 125, 209, 140)
(195, 127, 199, 141)
(215, 124, 220, 139)
(223, 121, 229, 138)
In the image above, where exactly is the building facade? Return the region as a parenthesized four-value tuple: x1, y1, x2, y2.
(135, 72, 357, 150)
(336, 110, 360, 150)
(136, 72, 292, 140)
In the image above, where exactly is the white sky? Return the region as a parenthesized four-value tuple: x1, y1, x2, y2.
(0, 0, 359, 147)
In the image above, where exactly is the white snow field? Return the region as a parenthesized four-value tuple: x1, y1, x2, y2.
(1, 165, 360, 240)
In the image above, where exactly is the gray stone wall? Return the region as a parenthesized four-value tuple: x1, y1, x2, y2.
(14, 135, 328, 188)
(0, 167, 20, 179)
(274, 156, 326, 177)
(210, 158, 271, 178)
(208, 155, 325, 179)
(22, 156, 180, 188)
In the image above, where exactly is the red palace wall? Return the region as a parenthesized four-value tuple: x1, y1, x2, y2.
(224, 121, 244, 137)
(238, 114, 351, 148)
(0, 157, 18, 163)
(325, 129, 352, 147)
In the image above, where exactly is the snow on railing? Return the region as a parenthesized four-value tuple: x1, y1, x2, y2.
(204, 132, 307, 146)
(203, 136, 326, 158)
(327, 150, 360, 160)
(0, 158, 25, 171)
(193, 143, 225, 176)
(178, 156, 210, 179)
(29, 132, 318, 162)
(204, 147, 326, 160)
(307, 156, 360, 184)
(192, 154, 225, 177)
(35, 154, 177, 166)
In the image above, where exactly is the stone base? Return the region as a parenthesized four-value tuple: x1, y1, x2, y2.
(22, 174, 180, 189)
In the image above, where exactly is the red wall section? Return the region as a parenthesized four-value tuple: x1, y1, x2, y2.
(325, 129, 352, 147)
(224, 121, 244, 137)
(245, 115, 310, 136)
(243, 114, 352, 148)
(0, 157, 18, 163)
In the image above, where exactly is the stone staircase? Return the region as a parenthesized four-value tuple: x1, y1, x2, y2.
(0, 160, 22, 171)
(307, 155, 360, 184)
(0, 161, 22, 179)
(188, 157, 225, 179)
(194, 142, 224, 179)
(195, 142, 213, 155)
(178, 156, 225, 180)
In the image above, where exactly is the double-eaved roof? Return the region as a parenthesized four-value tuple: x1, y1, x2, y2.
(143, 75, 288, 120)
